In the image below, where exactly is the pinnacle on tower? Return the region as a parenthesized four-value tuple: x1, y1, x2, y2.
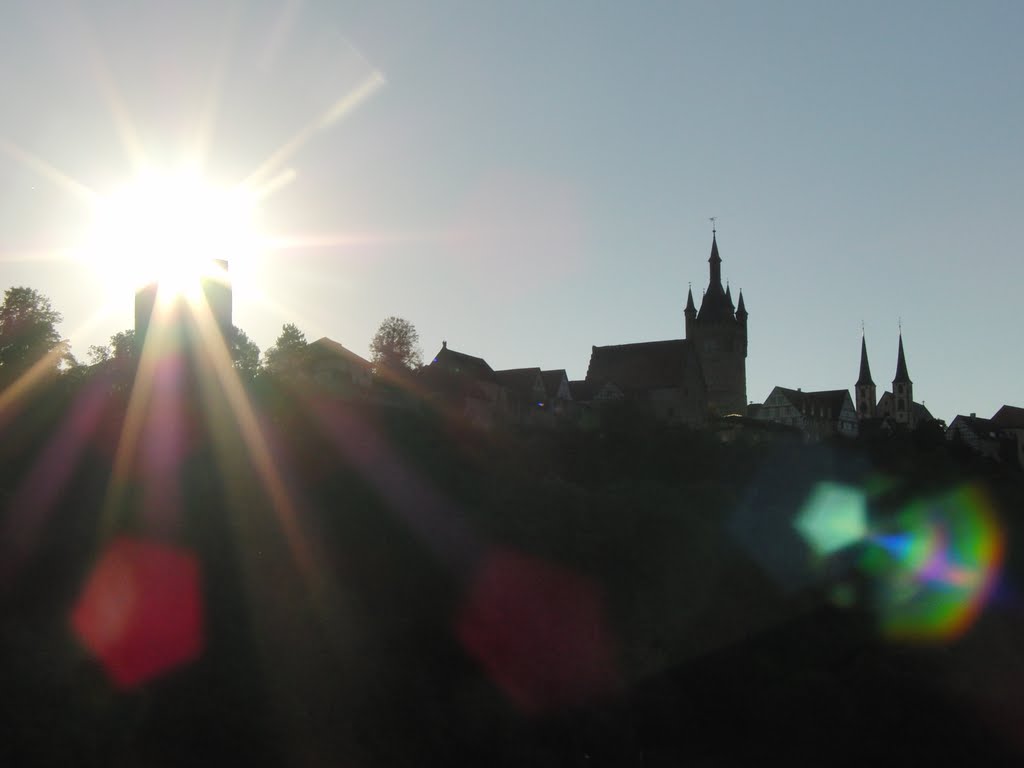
(708, 232, 722, 288)
(736, 291, 747, 320)
(857, 334, 874, 386)
(685, 286, 696, 316)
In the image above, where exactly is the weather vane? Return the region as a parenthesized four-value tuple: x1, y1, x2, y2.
(709, 216, 717, 235)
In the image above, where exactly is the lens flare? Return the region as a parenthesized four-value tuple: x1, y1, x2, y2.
(71, 537, 204, 689)
(863, 485, 1004, 642)
(795, 482, 868, 557)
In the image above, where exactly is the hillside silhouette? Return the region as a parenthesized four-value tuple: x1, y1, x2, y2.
(2, 365, 1023, 765)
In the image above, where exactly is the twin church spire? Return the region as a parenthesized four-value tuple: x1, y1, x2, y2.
(856, 331, 915, 425)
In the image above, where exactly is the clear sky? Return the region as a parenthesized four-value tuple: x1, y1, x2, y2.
(1, 0, 1021, 424)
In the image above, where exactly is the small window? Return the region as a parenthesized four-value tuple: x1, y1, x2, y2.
(897, 400, 905, 412)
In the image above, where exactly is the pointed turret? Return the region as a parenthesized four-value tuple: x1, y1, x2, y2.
(735, 291, 748, 321)
(696, 233, 732, 322)
(684, 285, 697, 336)
(687, 229, 747, 416)
(708, 232, 722, 288)
(893, 333, 911, 384)
(855, 333, 876, 421)
(857, 334, 874, 386)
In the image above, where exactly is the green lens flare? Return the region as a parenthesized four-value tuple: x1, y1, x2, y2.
(795, 482, 868, 556)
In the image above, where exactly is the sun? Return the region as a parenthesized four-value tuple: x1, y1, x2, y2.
(83, 168, 261, 303)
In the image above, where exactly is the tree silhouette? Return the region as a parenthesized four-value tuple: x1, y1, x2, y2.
(230, 326, 261, 381)
(370, 316, 422, 375)
(264, 323, 307, 374)
(88, 329, 136, 365)
(0, 286, 64, 382)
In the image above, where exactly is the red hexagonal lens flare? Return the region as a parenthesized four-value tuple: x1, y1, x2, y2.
(71, 536, 203, 689)
(456, 550, 619, 715)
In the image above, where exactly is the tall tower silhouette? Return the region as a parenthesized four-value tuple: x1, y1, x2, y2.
(685, 230, 747, 415)
(855, 333, 876, 420)
(892, 332, 914, 427)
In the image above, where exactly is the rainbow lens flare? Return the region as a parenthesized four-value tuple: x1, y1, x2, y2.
(863, 485, 1004, 642)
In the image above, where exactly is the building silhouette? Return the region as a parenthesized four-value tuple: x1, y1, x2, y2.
(685, 231, 748, 415)
(858, 332, 932, 429)
(582, 231, 748, 422)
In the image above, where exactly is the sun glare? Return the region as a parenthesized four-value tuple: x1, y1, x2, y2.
(83, 169, 261, 302)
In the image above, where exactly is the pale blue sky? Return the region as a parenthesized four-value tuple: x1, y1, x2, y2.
(0, 1, 1021, 424)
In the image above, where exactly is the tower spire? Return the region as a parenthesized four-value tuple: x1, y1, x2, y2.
(893, 332, 911, 384)
(857, 333, 874, 386)
(708, 230, 722, 288)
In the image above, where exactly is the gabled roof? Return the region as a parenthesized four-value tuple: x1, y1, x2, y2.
(949, 414, 1001, 439)
(494, 367, 544, 400)
(306, 337, 372, 369)
(770, 387, 853, 419)
(585, 339, 702, 392)
(540, 369, 571, 400)
(427, 342, 495, 381)
(992, 405, 1024, 429)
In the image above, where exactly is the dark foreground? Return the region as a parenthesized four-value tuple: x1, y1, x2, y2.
(2, 375, 1023, 766)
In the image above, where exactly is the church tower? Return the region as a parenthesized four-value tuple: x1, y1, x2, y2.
(892, 332, 914, 428)
(685, 230, 747, 415)
(855, 333, 876, 420)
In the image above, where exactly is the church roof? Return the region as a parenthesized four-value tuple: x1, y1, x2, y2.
(913, 401, 933, 423)
(696, 285, 736, 322)
(856, 335, 874, 386)
(696, 234, 736, 322)
(585, 339, 701, 392)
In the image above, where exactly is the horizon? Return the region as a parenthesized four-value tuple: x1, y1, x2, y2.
(1, 1, 1021, 425)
